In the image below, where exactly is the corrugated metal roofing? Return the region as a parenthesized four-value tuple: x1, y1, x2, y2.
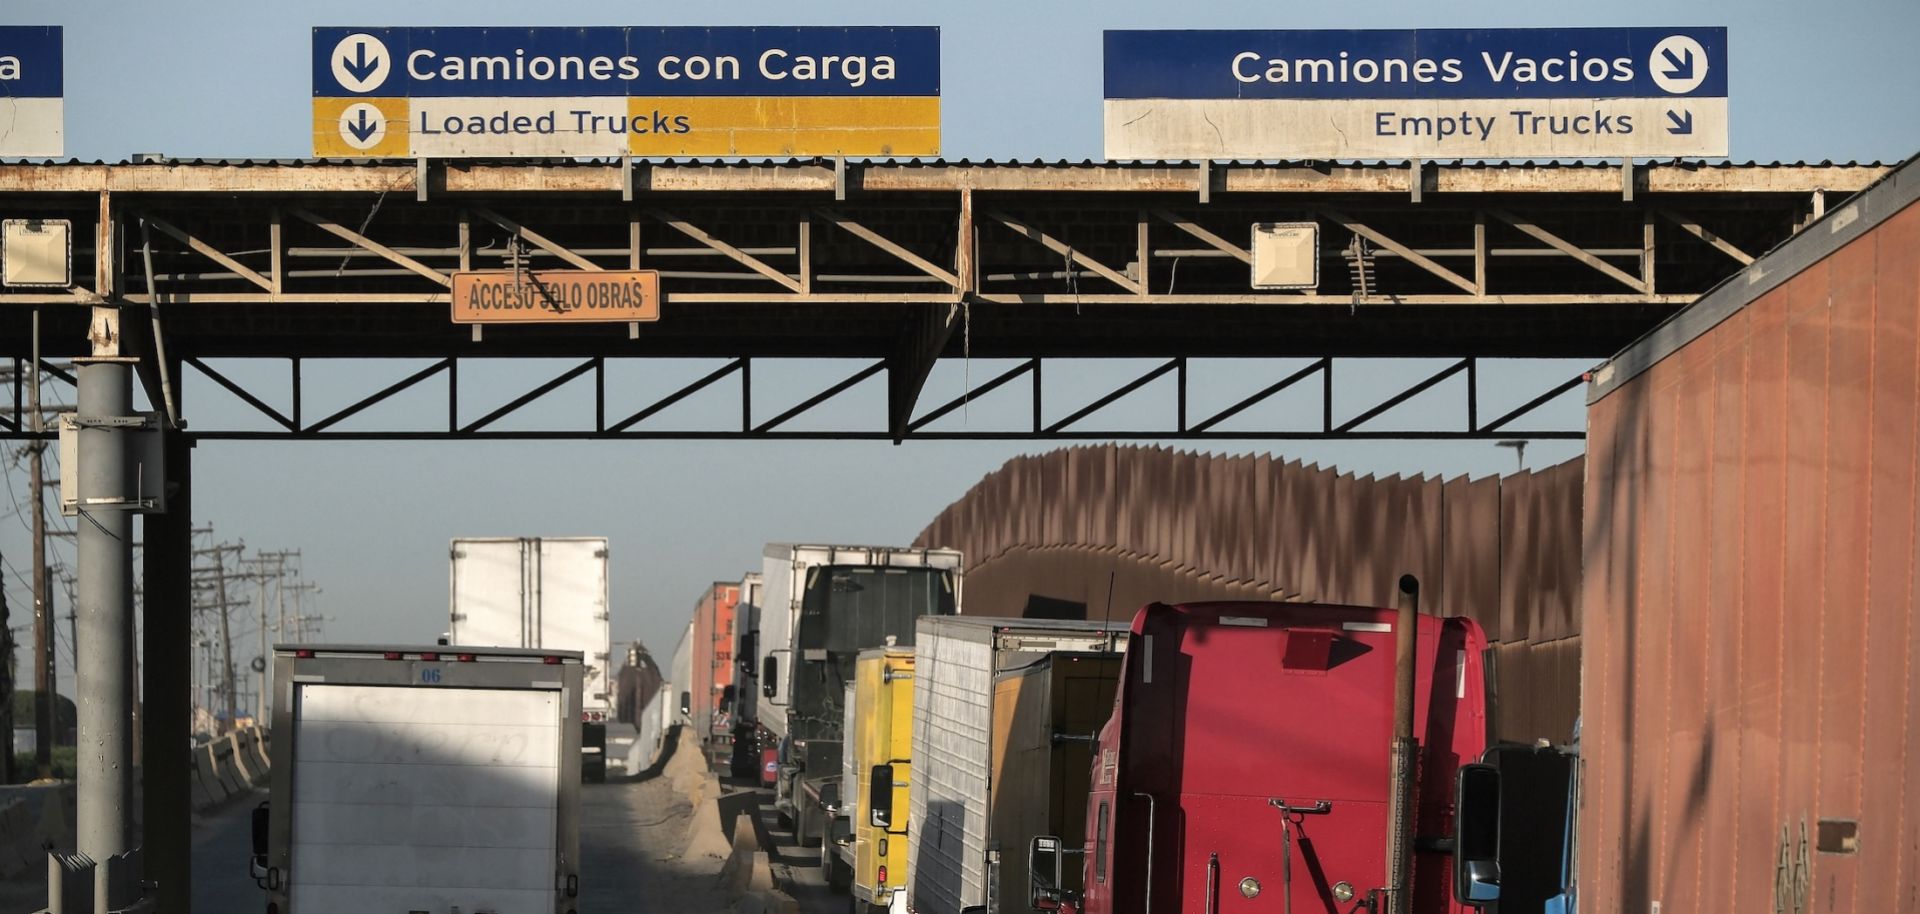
(9, 156, 1899, 168)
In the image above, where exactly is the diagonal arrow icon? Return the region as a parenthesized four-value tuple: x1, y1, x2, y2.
(343, 41, 381, 84)
(1665, 110, 1694, 136)
(1659, 47, 1697, 81)
(347, 108, 379, 143)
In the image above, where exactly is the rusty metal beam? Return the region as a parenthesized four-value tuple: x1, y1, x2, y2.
(471, 206, 603, 272)
(646, 208, 802, 292)
(0, 161, 1886, 195)
(990, 211, 1142, 294)
(1490, 209, 1649, 293)
(143, 215, 273, 292)
(1320, 208, 1477, 294)
(289, 208, 453, 289)
(818, 207, 961, 288)
(1657, 208, 1757, 265)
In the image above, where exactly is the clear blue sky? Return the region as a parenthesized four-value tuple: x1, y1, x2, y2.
(4, 0, 1918, 695)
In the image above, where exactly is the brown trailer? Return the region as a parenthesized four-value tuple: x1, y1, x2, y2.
(989, 652, 1123, 914)
(1581, 155, 1920, 914)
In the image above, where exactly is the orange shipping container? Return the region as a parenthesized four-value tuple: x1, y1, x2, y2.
(689, 582, 741, 756)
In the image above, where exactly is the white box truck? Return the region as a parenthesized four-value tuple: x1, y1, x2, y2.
(252, 643, 584, 914)
(904, 617, 1127, 914)
(450, 536, 613, 781)
(753, 544, 963, 846)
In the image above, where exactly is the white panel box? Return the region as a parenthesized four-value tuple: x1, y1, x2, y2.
(2, 218, 70, 287)
(1251, 222, 1318, 291)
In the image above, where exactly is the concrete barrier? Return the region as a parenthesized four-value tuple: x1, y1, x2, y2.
(225, 732, 256, 787)
(0, 798, 36, 880)
(0, 783, 77, 884)
(212, 740, 245, 798)
(197, 742, 231, 805)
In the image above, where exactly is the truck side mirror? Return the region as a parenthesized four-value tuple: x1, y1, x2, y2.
(679, 691, 691, 716)
(869, 764, 895, 828)
(250, 802, 270, 864)
(762, 655, 778, 698)
(1454, 763, 1502, 906)
(1030, 835, 1065, 910)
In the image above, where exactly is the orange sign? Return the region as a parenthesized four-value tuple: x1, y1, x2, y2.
(451, 270, 660, 324)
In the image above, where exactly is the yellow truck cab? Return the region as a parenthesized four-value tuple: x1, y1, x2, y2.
(828, 646, 916, 913)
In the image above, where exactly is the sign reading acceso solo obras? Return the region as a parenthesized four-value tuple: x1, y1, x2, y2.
(1105, 28, 1727, 160)
(0, 26, 63, 158)
(450, 270, 660, 325)
(312, 27, 939, 158)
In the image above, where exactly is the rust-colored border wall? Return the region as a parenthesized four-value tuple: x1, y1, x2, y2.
(915, 444, 1583, 743)
(1583, 186, 1920, 913)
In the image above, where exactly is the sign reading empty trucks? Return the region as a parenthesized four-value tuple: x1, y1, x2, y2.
(1104, 27, 1727, 159)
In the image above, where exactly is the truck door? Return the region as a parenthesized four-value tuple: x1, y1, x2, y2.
(537, 538, 612, 713)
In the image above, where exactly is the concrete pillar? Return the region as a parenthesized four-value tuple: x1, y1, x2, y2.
(75, 327, 136, 874)
(142, 423, 191, 911)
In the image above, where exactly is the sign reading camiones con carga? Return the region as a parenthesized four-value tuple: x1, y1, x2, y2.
(1105, 28, 1726, 160)
(312, 27, 939, 158)
(0, 26, 63, 158)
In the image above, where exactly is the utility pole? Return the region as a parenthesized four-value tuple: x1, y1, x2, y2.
(30, 313, 54, 781)
(192, 543, 244, 733)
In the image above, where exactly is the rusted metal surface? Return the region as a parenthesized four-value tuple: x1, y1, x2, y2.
(1582, 157, 1920, 914)
(0, 159, 1888, 195)
(914, 443, 1583, 742)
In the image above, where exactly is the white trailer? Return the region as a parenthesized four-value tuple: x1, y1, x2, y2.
(753, 544, 963, 844)
(450, 536, 613, 781)
(905, 617, 1127, 914)
(256, 643, 584, 914)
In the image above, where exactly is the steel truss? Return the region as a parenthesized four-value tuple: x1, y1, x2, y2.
(5, 353, 1583, 441)
(0, 159, 1883, 442)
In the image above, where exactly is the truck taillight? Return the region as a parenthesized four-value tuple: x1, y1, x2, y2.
(544, 656, 563, 665)
(382, 651, 402, 660)
(419, 651, 439, 661)
(457, 653, 477, 662)
(293, 650, 313, 659)
(878, 865, 888, 885)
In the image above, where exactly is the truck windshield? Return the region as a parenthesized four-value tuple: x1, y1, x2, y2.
(790, 566, 955, 737)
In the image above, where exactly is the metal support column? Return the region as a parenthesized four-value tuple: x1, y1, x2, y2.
(74, 307, 137, 891)
(142, 423, 191, 912)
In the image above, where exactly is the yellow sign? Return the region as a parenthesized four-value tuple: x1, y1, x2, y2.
(451, 270, 661, 325)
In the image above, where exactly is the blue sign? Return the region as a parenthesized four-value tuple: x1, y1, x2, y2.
(0, 26, 63, 157)
(0, 26, 62, 98)
(313, 27, 940, 98)
(1104, 27, 1727, 160)
(311, 26, 942, 158)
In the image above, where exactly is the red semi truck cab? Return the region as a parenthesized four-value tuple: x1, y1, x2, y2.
(1042, 600, 1489, 914)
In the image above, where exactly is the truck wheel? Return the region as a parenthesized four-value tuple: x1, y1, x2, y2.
(822, 839, 852, 892)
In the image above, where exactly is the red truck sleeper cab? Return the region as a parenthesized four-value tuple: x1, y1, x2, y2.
(1067, 601, 1488, 914)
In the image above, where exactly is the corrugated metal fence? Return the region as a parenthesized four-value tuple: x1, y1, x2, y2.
(915, 445, 1582, 743)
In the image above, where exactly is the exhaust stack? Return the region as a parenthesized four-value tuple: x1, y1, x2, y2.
(1386, 574, 1420, 914)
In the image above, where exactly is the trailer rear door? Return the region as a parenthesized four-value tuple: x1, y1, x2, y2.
(536, 538, 611, 714)
(288, 683, 561, 912)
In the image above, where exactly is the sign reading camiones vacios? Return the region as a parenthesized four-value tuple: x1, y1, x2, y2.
(1104, 28, 1727, 160)
(0, 26, 63, 158)
(312, 27, 939, 158)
